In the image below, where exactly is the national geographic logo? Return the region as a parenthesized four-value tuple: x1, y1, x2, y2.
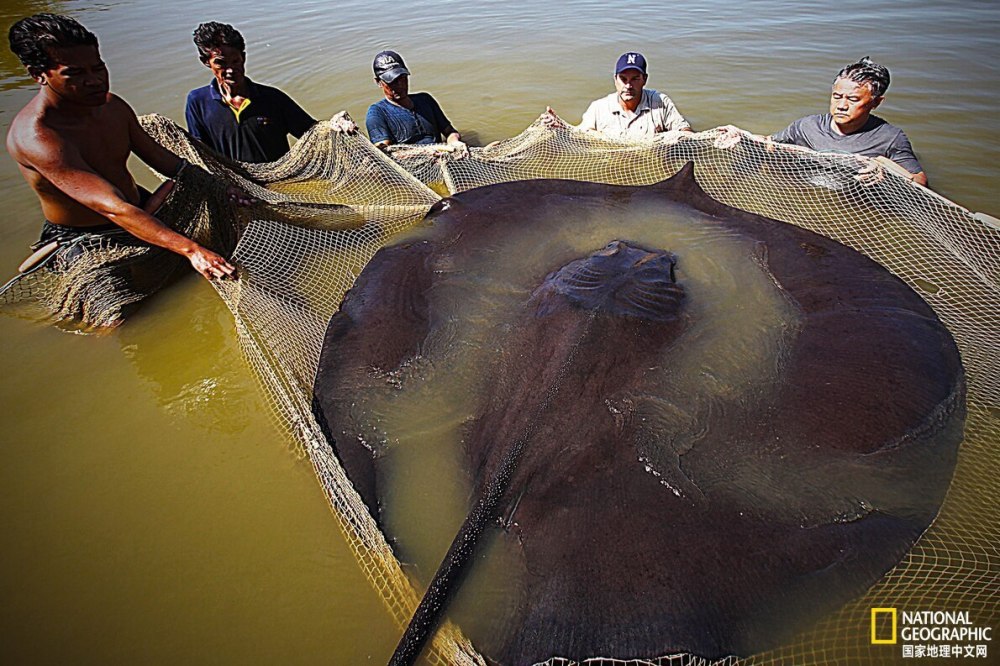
(871, 608, 993, 659)
(872, 608, 897, 644)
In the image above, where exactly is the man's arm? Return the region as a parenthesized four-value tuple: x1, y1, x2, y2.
(443, 125, 461, 145)
(655, 92, 692, 132)
(425, 95, 462, 145)
(578, 100, 600, 132)
(276, 89, 317, 139)
(126, 101, 187, 178)
(770, 118, 805, 146)
(886, 131, 928, 187)
(128, 101, 255, 207)
(26, 124, 234, 280)
(365, 104, 393, 149)
(184, 89, 211, 144)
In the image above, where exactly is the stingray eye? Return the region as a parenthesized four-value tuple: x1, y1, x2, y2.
(598, 241, 622, 257)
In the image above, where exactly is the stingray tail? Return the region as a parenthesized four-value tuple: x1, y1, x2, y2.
(388, 436, 526, 666)
(390, 310, 600, 665)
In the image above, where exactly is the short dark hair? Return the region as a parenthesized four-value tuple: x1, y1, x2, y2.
(192, 22, 245, 63)
(8, 13, 99, 77)
(835, 56, 890, 98)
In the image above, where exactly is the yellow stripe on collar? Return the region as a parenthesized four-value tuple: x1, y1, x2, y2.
(228, 98, 251, 122)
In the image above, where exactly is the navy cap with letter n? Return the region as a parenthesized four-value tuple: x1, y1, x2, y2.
(615, 52, 647, 75)
(373, 50, 410, 83)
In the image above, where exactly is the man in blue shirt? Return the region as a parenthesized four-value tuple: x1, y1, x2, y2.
(185, 22, 317, 164)
(365, 50, 463, 151)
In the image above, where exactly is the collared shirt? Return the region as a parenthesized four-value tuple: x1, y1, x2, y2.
(366, 93, 453, 145)
(185, 78, 317, 163)
(579, 88, 690, 140)
(772, 113, 923, 174)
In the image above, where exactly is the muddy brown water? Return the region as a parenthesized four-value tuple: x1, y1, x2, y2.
(1, 0, 997, 663)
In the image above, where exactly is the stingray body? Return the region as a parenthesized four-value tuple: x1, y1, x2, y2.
(312, 164, 965, 664)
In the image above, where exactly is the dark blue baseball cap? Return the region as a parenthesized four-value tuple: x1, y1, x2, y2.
(373, 50, 410, 83)
(615, 52, 647, 75)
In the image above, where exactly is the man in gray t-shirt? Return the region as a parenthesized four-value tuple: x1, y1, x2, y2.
(773, 57, 926, 186)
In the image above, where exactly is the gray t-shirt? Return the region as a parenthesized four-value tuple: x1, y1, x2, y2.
(772, 113, 923, 174)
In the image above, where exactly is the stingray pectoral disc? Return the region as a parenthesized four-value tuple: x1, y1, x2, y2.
(312, 163, 965, 663)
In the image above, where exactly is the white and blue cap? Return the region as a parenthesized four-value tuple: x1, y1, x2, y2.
(374, 50, 410, 83)
(615, 52, 647, 75)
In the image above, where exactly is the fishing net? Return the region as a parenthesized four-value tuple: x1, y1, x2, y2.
(2, 112, 996, 665)
(0, 160, 235, 330)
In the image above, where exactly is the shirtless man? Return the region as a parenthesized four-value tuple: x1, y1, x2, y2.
(6, 13, 247, 280)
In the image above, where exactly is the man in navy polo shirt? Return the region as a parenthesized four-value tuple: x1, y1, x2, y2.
(365, 50, 464, 151)
(185, 22, 317, 164)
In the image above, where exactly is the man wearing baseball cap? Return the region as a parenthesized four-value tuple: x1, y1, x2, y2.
(555, 52, 691, 141)
(365, 50, 463, 150)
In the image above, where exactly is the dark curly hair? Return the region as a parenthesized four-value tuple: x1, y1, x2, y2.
(835, 56, 891, 98)
(8, 13, 99, 77)
(192, 22, 245, 63)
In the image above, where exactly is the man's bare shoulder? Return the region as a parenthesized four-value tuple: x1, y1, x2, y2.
(7, 93, 136, 167)
(6, 96, 50, 165)
(105, 94, 147, 143)
(88, 93, 139, 129)
(104, 93, 138, 120)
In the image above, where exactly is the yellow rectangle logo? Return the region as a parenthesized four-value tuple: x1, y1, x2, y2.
(871, 608, 897, 644)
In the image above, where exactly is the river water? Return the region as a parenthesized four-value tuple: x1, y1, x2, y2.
(1, 0, 997, 663)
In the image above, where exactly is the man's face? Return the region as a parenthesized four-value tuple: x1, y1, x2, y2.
(829, 77, 882, 134)
(614, 68, 647, 105)
(379, 74, 409, 102)
(36, 44, 109, 107)
(205, 45, 246, 91)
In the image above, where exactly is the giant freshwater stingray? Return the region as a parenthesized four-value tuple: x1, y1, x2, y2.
(312, 164, 965, 664)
